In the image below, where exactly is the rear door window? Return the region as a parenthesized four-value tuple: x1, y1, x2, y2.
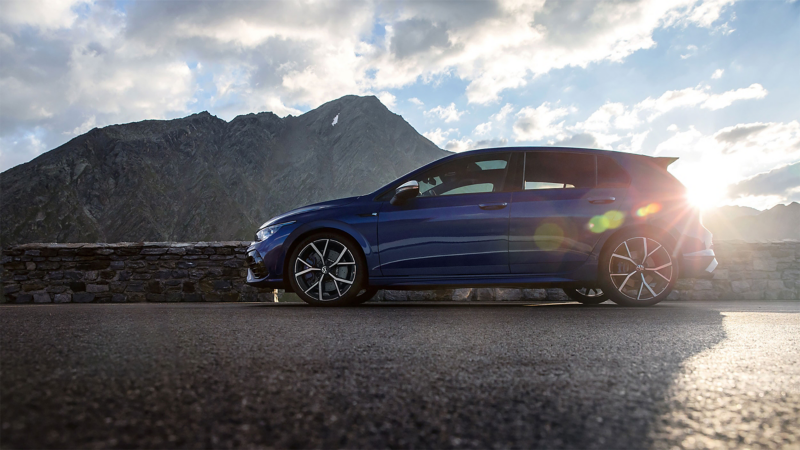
(524, 152, 596, 190)
(597, 155, 631, 188)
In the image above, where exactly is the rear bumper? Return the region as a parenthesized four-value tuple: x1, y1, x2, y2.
(680, 249, 718, 279)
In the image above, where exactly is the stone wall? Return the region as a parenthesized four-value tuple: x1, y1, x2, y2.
(669, 241, 799, 300)
(1, 242, 276, 304)
(3, 241, 799, 303)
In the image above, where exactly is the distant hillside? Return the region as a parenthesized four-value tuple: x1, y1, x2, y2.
(703, 203, 800, 241)
(0, 95, 449, 244)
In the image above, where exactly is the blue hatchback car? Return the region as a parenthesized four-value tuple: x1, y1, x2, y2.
(246, 147, 717, 306)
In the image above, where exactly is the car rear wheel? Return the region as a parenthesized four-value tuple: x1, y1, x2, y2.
(352, 287, 379, 305)
(288, 232, 367, 306)
(564, 287, 609, 305)
(599, 231, 677, 307)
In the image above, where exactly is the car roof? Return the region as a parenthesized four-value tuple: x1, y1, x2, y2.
(370, 146, 678, 197)
(443, 146, 633, 158)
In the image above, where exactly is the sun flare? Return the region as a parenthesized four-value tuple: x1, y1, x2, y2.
(686, 184, 726, 210)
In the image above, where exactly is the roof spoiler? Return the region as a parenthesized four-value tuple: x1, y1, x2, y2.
(653, 156, 678, 170)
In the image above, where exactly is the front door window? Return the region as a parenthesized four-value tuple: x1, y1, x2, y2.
(416, 155, 510, 197)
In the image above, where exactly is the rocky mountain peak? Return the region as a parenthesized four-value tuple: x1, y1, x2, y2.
(1, 95, 448, 245)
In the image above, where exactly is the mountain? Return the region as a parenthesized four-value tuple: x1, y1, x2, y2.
(701, 206, 760, 240)
(0, 95, 450, 245)
(703, 203, 800, 241)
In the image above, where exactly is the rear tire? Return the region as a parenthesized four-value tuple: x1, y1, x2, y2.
(599, 230, 678, 307)
(288, 232, 367, 306)
(564, 287, 609, 305)
(352, 287, 379, 305)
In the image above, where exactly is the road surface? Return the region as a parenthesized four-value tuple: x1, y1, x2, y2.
(1, 301, 798, 449)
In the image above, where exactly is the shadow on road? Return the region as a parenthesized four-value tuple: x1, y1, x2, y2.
(250, 300, 630, 308)
(1, 302, 726, 449)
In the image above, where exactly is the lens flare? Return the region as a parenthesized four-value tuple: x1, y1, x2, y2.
(588, 210, 625, 233)
(533, 223, 564, 250)
(635, 203, 661, 218)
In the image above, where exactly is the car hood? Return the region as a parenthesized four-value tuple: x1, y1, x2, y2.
(258, 196, 361, 229)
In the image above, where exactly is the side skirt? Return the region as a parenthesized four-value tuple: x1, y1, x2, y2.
(369, 274, 587, 290)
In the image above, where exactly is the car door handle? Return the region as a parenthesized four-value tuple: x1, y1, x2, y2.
(479, 202, 508, 210)
(588, 197, 616, 204)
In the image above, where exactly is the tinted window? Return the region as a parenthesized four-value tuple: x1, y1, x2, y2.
(503, 152, 524, 192)
(524, 152, 595, 190)
(597, 155, 630, 188)
(416, 153, 511, 197)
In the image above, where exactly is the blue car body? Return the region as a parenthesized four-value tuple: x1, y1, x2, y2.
(246, 147, 716, 292)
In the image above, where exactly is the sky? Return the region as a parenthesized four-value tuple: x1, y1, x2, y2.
(1, 0, 798, 210)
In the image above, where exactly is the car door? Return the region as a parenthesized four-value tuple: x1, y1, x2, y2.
(377, 153, 513, 277)
(509, 151, 629, 274)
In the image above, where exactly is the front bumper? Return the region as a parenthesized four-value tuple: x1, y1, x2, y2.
(245, 247, 287, 288)
(680, 249, 718, 279)
(245, 233, 294, 290)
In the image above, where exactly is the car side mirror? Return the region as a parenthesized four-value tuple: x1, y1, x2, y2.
(390, 180, 420, 205)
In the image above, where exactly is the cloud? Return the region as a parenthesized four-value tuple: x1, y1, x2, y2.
(423, 127, 458, 146)
(728, 161, 800, 200)
(513, 103, 571, 142)
(474, 138, 508, 148)
(408, 97, 424, 106)
(376, 91, 397, 108)
(454, 0, 737, 104)
(425, 103, 465, 123)
(680, 44, 698, 59)
(65, 115, 96, 136)
(0, 128, 48, 172)
(713, 121, 800, 154)
(553, 133, 600, 149)
(712, 68, 724, 79)
(715, 123, 770, 145)
(389, 18, 451, 59)
(444, 137, 509, 153)
(1, 0, 90, 30)
(641, 83, 767, 114)
(656, 121, 800, 157)
(444, 137, 475, 153)
(0, 0, 743, 170)
(490, 103, 515, 122)
(474, 122, 492, 136)
(700, 83, 768, 110)
(574, 83, 768, 139)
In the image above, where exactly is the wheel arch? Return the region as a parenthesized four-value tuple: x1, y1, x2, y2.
(281, 221, 371, 290)
(594, 223, 679, 272)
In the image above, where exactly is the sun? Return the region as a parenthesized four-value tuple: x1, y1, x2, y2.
(686, 183, 726, 210)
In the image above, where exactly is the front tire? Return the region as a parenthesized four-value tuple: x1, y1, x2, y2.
(599, 230, 677, 307)
(288, 232, 367, 306)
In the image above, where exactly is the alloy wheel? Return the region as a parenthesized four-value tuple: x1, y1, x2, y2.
(575, 287, 604, 297)
(608, 237, 673, 301)
(294, 238, 357, 302)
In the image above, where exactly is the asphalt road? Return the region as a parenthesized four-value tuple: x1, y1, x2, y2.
(1, 301, 798, 449)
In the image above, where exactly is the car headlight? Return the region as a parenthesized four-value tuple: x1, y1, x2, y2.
(255, 221, 295, 242)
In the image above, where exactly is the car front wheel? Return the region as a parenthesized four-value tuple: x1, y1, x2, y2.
(288, 232, 367, 306)
(599, 231, 677, 307)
